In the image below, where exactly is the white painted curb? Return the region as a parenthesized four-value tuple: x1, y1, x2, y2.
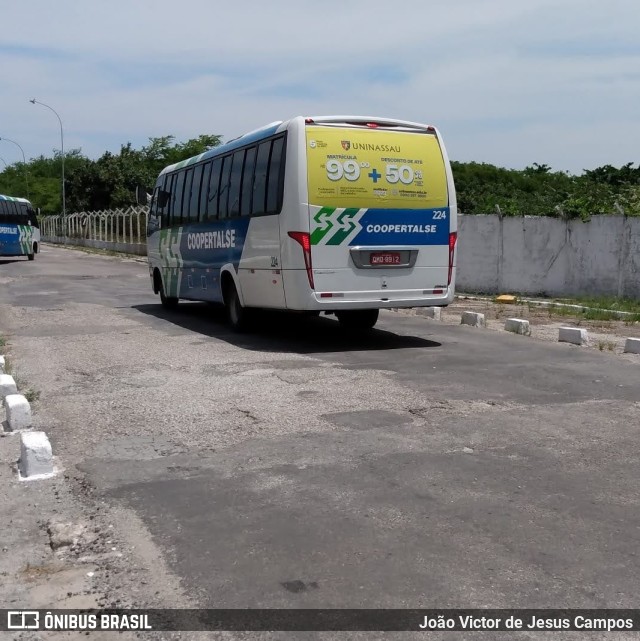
(0, 355, 5, 374)
(416, 307, 441, 320)
(559, 327, 588, 346)
(5, 394, 32, 431)
(461, 311, 485, 328)
(623, 338, 640, 354)
(19, 431, 55, 480)
(0, 374, 17, 401)
(505, 318, 531, 336)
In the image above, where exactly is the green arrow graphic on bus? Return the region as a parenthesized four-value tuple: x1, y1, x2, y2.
(18, 226, 32, 254)
(310, 207, 364, 245)
(310, 207, 336, 245)
(326, 208, 360, 245)
(159, 227, 183, 297)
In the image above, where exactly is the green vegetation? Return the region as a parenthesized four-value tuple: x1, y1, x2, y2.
(23, 388, 41, 404)
(0, 135, 221, 215)
(0, 133, 638, 219)
(551, 296, 640, 315)
(452, 161, 640, 220)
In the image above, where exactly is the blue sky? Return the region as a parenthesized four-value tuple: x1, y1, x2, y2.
(1, 0, 639, 174)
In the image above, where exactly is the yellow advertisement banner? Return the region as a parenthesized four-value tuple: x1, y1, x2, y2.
(305, 126, 448, 210)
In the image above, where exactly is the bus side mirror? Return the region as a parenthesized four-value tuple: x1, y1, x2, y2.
(136, 185, 151, 205)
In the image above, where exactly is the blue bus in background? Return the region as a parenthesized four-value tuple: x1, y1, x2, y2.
(0, 194, 40, 260)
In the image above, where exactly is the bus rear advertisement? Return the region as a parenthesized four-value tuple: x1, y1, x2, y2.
(146, 115, 457, 331)
(0, 194, 40, 260)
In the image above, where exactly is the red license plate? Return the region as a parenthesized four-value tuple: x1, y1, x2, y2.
(370, 252, 401, 265)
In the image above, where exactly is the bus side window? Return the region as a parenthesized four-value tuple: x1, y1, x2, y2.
(199, 161, 212, 222)
(218, 155, 232, 220)
(183, 168, 194, 224)
(252, 141, 271, 215)
(206, 158, 223, 220)
(241, 146, 257, 217)
(266, 136, 286, 214)
(164, 174, 175, 228)
(171, 171, 186, 226)
(190, 164, 204, 222)
(228, 151, 244, 218)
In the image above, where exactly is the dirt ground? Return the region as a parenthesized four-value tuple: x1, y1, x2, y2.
(394, 295, 640, 363)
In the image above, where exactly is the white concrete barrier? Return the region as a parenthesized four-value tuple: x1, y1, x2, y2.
(504, 318, 531, 335)
(623, 338, 640, 354)
(461, 311, 486, 328)
(19, 431, 54, 480)
(0, 355, 5, 374)
(0, 374, 17, 400)
(416, 307, 441, 320)
(5, 394, 32, 431)
(559, 327, 588, 346)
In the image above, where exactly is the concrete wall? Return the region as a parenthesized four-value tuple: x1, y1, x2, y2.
(457, 214, 640, 298)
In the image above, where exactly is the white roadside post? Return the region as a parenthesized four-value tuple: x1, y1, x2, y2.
(504, 318, 531, 336)
(461, 311, 485, 327)
(19, 431, 54, 480)
(623, 338, 640, 354)
(417, 307, 441, 320)
(0, 374, 17, 400)
(4, 394, 32, 431)
(559, 327, 589, 346)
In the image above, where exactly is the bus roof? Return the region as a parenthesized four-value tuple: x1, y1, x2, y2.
(159, 121, 285, 176)
(157, 115, 438, 178)
(0, 194, 31, 204)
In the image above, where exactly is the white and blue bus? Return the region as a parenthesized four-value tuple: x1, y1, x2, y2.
(0, 194, 40, 260)
(147, 116, 457, 330)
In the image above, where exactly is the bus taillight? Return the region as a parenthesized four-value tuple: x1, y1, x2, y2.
(288, 231, 314, 289)
(448, 231, 458, 285)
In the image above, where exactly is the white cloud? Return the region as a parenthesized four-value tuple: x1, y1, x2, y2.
(1, 0, 639, 172)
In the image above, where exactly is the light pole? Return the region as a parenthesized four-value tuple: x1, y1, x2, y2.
(30, 98, 65, 216)
(0, 137, 30, 199)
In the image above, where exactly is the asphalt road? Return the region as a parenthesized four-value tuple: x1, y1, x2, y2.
(1, 245, 639, 637)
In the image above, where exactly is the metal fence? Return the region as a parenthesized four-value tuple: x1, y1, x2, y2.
(40, 206, 149, 255)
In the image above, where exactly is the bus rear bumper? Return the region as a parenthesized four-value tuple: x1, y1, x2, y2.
(284, 283, 455, 310)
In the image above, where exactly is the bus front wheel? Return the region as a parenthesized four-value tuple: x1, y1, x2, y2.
(158, 275, 179, 310)
(336, 309, 379, 330)
(27, 253, 35, 261)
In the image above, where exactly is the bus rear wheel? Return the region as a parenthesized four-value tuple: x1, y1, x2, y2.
(27, 253, 35, 261)
(226, 283, 250, 332)
(336, 309, 379, 330)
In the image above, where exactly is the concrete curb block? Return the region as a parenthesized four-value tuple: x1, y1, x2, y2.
(559, 327, 588, 346)
(0, 374, 17, 401)
(461, 311, 486, 328)
(416, 307, 441, 320)
(623, 338, 640, 354)
(0, 355, 5, 374)
(504, 318, 531, 336)
(5, 394, 32, 431)
(18, 431, 55, 480)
